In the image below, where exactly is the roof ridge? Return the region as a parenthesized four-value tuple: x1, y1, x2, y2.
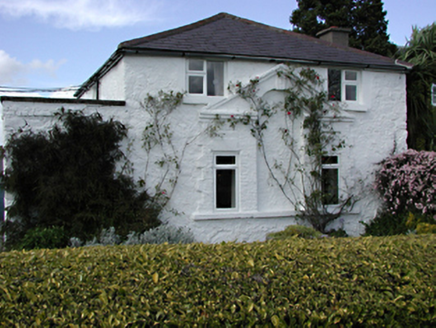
(119, 12, 233, 49)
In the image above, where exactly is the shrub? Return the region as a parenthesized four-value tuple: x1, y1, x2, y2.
(17, 226, 68, 250)
(266, 225, 322, 240)
(362, 211, 436, 236)
(69, 226, 194, 247)
(361, 212, 411, 236)
(375, 149, 436, 216)
(124, 224, 195, 245)
(1, 109, 160, 249)
(81, 227, 122, 247)
(1, 235, 435, 326)
(416, 222, 436, 234)
(327, 228, 348, 238)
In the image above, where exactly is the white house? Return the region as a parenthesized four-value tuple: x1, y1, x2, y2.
(0, 13, 410, 242)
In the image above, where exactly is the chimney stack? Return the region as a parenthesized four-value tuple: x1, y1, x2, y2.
(316, 27, 351, 47)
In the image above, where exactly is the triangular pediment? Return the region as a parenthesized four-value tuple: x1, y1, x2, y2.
(199, 64, 290, 120)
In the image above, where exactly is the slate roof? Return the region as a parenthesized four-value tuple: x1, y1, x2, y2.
(119, 13, 403, 69)
(75, 13, 409, 98)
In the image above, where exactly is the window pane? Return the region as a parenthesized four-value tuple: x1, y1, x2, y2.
(216, 169, 236, 208)
(216, 156, 235, 165)
(207, 62, 224, 96)
(322, 168, 339, 205)
(188, 76, 204, 94)
(432, 84, 436, 106)
(345, 85, 357, 101)
(322, 156, 338, 165)
(328, 69, 341, 101)
(188, 59, 204, 71)
(345, 71, 357, 81)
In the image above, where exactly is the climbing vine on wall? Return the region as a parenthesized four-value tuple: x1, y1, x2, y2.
(141, 66, 356, 233)
(141, 91, 223, 210)
(225, 65, 354, 233)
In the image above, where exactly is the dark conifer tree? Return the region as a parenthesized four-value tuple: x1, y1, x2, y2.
(290, 0, 397, 56)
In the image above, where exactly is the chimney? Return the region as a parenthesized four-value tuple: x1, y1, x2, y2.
(316, 27, 351, 47)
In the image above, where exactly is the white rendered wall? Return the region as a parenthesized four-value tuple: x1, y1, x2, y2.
(1, 57, 407, 242)
(81, 60, 125, 100)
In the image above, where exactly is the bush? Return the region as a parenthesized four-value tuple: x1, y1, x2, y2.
(362, 211, 436, 236)
(361, 212, 411, 236)
(327, 228, 348, 238)
(1, 109, 160, 249)
(69, 225, 195, 247)
(70, 227, 122, 247)
(416, 222, 436, 234)
(17, 226, 68, 250)
(266, 225, 322, 240)
(0, 235, 435, 326)
(375, 150, 436, 216)
(124, 224, 195, 245)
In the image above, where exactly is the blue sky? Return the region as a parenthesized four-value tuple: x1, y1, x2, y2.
(0, 0, 434, 92)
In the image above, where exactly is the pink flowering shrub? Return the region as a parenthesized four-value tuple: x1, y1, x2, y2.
(375, 150, 436, 215)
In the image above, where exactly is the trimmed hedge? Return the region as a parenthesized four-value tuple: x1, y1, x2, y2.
(0, 235, 435, 326)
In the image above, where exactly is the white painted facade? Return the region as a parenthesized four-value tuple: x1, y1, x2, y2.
(1, 53, 408, 242)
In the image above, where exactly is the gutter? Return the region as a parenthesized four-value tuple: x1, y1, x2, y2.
(0, 96, 125, 106)
(74, 49, 124, 98)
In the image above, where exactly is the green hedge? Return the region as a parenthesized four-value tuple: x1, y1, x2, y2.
(1, 235, 435, 326)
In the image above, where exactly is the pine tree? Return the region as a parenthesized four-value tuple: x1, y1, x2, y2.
(290, 0, 397, 56)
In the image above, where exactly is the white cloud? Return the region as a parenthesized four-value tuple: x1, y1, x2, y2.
(29, 58, 67, 78)
(0, 50, 65, 86)
(0, 0, 162, 30)
(0, 50, 26, 85)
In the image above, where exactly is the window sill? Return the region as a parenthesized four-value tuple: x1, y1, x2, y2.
(342, 102, 367, 112)
(193, 210, 296, 221)
(183, 95, 225, 106)
(193, 207, 360, 221)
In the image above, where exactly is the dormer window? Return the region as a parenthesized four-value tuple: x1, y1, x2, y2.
(187, 59, 224, 96)
(328, 69, 360, 102)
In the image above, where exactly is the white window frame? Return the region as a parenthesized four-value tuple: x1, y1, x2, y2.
(328, 69, 360, 103)
(432, 84, 436, 106)
(343, 70, 359, 102)
(321, 156, 340, 205)
(186, 59, 224, 96)
(213, 152, 239, 211)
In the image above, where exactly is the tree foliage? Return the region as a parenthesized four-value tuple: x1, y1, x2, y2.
(396, 23, 436, 150)
(290, 0, 397, 56)
(1, 109, 160, 249)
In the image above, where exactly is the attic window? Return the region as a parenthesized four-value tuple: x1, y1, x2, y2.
(187, 59, 224, 96)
